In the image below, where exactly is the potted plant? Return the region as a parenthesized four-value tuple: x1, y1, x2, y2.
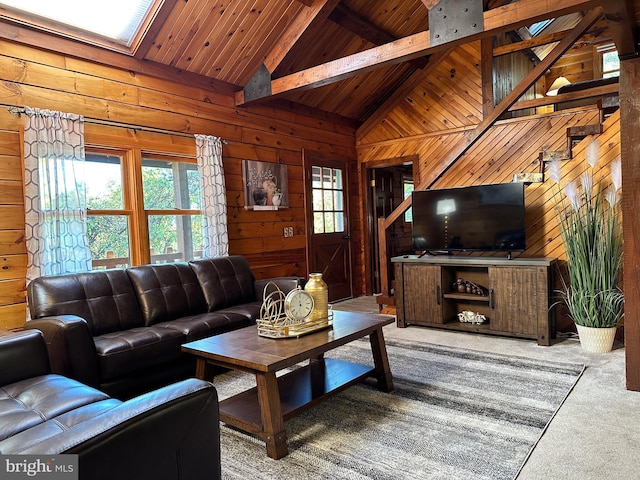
(549, 140, 624, 353)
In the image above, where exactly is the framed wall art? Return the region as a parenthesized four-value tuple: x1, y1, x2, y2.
(242, 160, 289, 210)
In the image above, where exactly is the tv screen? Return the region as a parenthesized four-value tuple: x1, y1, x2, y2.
(411, 183, 526, 253)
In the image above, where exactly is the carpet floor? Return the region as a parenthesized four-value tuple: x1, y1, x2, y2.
(217, 337, 584, 480)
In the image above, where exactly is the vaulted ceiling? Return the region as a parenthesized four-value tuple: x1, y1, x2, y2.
(0, 0, 637, 124)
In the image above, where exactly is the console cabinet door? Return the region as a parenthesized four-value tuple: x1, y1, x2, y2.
(400, 263, 443, 325)
(489, 266, 539, 336)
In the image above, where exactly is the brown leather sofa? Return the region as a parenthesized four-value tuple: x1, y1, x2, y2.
(0, 329, 220, 480)
(25, 255, 301, 399)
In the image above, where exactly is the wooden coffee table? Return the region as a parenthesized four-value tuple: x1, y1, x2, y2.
(181, 310, 394, 459)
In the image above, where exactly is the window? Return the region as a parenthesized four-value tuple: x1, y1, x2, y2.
(85, 149, 203, 270)
(597, 44, 620, 78)
(403, 177, 414, 223)
(85, 151, 131, 269)
(0, 0, 158, 51)
(142, 156, 203, 263)
(312, 166, 345, 234)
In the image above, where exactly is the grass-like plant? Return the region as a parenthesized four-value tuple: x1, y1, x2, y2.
(549, 140, 624, 328)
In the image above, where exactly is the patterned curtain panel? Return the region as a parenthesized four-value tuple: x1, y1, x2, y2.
(194, 134, 229, 257)
(23, 107, 92, 284)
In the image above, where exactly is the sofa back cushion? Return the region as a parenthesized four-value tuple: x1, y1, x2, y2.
(126, 263, 207, 326)
(27, 270, 144, 336)
(188, 256, 256, 312)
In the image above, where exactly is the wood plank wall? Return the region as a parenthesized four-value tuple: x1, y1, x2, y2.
(0, 38, 358, 329)
(357, 43, 621, 332)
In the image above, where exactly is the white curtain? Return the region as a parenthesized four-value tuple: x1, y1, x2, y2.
(194, 134, 229, 257)
(23, 107, 91, 284)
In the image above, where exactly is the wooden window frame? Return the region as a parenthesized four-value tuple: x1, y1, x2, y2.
(85, 132, 200, 268)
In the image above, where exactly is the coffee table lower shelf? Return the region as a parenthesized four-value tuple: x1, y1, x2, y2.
(219, 358, 373, 435)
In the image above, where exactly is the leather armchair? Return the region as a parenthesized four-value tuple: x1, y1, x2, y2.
(0, 330, 221, 480)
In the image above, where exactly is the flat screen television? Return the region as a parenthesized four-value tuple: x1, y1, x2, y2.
(411, 183, 526, 254)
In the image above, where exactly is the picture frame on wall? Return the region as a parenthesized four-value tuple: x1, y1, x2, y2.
(242, 160, 289, 210)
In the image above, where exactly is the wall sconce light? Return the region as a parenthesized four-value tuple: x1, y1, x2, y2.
(546, 76, 571, 96)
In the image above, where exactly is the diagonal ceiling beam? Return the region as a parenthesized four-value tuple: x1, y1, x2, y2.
(601, 0, 638, 59)
(263, 0, 341, 74)
(236, 0, 599, 105)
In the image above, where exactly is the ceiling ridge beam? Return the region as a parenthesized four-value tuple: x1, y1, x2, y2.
(236, 0, 600, 106)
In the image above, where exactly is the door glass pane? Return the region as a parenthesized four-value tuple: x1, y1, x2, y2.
(334, 191, 343, 210)
(87, 215, 130, 269)
(148, 214, 203, 262)
(311, 165, 345, 234)
(85, 153, 123, 209)
(312, 166, 322, 188)
(142, 158, 201, 210)
(313, 212, 324, 234)
(323, 190, 333, 210)
(324, 212, 335, 233)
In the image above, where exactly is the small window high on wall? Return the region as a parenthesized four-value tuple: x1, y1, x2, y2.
(596, 44, 620, 79)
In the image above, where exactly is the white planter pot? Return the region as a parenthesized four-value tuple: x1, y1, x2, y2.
(575, 324, 617, 353)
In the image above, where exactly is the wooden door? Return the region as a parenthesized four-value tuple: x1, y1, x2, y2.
(305, 156, 353, 302)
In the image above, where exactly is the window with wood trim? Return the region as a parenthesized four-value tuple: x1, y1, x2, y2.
(595, 44, 620, 79)
(85, 147, 202, 270)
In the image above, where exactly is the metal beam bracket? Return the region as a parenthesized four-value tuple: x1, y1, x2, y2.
(243, 64, 272, 102)
(429, 0, 484, 47)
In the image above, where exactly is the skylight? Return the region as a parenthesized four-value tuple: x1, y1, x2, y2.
(0, 0, 155, 48)
(528, 19, 553, 36)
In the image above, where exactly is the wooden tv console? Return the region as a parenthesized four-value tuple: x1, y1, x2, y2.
(392, 255, 557, 346)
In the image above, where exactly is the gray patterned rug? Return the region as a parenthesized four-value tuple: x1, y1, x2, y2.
(216, 338, 584, 480)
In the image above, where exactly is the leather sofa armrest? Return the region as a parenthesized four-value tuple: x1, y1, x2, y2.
(23, 315, 100, 388)
(255, 276, 305, 300)
(0, 330, 50, 385)
(17, 379, 221, 480)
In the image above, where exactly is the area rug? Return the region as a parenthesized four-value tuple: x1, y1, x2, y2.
(216, 338, 584, 480)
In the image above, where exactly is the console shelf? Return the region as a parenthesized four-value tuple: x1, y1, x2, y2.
(392, 255, 557, 346)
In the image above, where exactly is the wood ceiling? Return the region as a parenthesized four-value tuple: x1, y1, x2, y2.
(1, 0, 637, 124)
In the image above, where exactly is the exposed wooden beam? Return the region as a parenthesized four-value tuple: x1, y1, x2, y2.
(294, 0, 315, 6)
(236, 0, 600, 105)
(621, 57, 640, 390)
(601, 0, 638, 59)
(263, 0, 341, 74)
(328, 3, 429, 69)
(509, 82, 618, 110)
(481, 37, 495, 118)
(494, 29, 569, 56)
